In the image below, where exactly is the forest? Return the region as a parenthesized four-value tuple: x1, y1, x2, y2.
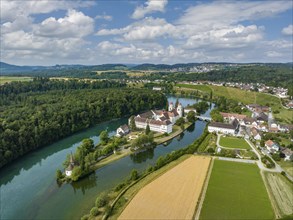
(0, 79, 166, 168)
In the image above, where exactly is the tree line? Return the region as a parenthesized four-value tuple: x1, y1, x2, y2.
(0, 85, 166, 168)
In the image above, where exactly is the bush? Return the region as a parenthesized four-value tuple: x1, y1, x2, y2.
(207, 148, 215, 153)
(90, 207, 100, 216)
(281, 171, 286, 176)
(115, 183, 125, 192)
(80, 215, 89, 220)
(95, 193, 109, 208)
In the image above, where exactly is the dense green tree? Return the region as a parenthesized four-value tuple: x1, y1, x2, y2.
(129, 116, 136, 131)
(175, 117, 185, 126)
(71, 166, 82, 181)
(56, 169, 63, 180)
(186, 111, 196, 123)
(145, 124, 150, 135)
(95, 193, 109, 208)
(100, 130, 109, 145)
(130, 169, 139, 181)
(0, 85, 166, 169)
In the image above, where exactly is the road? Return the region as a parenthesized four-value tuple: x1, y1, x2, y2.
(216, 134, 293, 180)
(194, 158, 214, 220)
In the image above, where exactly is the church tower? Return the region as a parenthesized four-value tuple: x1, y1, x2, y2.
(168, 102, 174, 111)
(177, 103, 183, 117)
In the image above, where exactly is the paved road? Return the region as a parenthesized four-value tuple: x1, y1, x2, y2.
(216, 134, 293, 180)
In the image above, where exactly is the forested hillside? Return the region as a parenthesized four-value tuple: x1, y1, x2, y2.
(0, 80, 166, 168)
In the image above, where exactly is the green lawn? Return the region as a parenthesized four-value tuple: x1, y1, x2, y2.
(200, 160, 275, 220)
(0, 76, 33, 85)
(176, 84, 212, 93)
(219, 136, 251, 150)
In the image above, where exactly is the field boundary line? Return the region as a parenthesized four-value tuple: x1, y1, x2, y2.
(260, 171, 281, 219)
(194, 157, 214, 220)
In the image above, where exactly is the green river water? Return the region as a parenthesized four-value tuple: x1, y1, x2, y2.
(0, 96, 214, 219)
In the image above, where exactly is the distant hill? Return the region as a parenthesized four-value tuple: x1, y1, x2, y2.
(0, 62, 128, 74)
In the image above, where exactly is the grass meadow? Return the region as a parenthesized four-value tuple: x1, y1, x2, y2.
(219, 136, 251, 150)
(0, 76, 33, 85)
(199, 160, 274, 220)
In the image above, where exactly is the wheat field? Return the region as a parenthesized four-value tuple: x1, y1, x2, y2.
(119, 156, 211, 220)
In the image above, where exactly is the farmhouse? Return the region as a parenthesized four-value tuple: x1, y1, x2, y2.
(208, 119, 239, 135)
(255, 112, 269, 123)
(281, 148, 293, 161)
(116, 124, 130, 137)
(265, 140, 280, 153)
(243, 117, 258, 126)
(220, 112, 247, 124)
(250, 127, 261, 140)
(131, 102, 183, 134)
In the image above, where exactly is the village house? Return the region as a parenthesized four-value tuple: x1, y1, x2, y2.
(265, 140, 280, 153)
(153, 87, 162, 91)
(130, 102, 183, 134)
(243, 117, 258, 127)
(254, 112, 269, 123)
(220, 112, 247, 125)
(281, 148, 293, 161)
(250, 127, 262, 140)
(247, 104, 270, 113)
(208, 119, 239, 135)
(116, 124, 130, 137)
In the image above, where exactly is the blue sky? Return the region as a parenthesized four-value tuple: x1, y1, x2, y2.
(1, 0, 292, 65)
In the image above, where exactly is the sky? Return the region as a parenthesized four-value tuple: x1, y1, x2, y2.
(1, 0, 292, 65)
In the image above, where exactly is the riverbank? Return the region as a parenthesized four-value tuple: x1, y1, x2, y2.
(87, 122, 194, 173)
(0, 95, 210, 220)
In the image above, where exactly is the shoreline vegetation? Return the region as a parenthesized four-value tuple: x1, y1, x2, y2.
(57, 120, 194, 183)
(81, 126, 210, 220)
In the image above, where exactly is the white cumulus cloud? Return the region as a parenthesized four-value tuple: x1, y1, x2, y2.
(34, 9, 94, 38)
(132, 0, 168, 19)
(282, 24, 293, 35)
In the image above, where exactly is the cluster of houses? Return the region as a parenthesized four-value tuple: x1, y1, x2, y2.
(180, 81, 290, 99)
(209, 104, 292, 137)
(265, 139, 293, 161)
(208, 103, 293, 161)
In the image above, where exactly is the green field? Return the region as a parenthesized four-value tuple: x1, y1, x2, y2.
(219, 136, 251, 150)
(176, 84, 212, 93)
(175, 83, 293, 123)
(200, 160, 275, 220)
(0, 76, 33, 84)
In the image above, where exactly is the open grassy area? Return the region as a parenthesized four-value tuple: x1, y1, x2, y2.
(175, 83, 292, 123)
(176, 84, 212, 93)
(219, 136, 251, 150)
(0, 76, 33, 84)
(199, 160, 274, 220)
(277, 160, 293, 177)
(198, 133, 217, 153)
(263, 172, 293, 218)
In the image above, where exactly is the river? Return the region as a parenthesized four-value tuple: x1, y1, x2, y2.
(0, 96, 214, 219)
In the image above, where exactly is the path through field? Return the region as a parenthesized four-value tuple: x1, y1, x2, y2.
(119, 156, 211, 220)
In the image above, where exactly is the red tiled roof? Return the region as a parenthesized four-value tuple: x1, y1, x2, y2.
(220, 112, 247, 120)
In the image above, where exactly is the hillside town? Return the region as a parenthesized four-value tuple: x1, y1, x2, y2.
(208, 103, 293, 160)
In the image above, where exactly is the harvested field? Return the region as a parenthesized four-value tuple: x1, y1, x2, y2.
(264, 172, 293, 216)
(119, 156, 211, 220)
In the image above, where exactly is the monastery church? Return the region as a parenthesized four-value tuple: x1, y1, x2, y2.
(130, 102, 183, 134)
